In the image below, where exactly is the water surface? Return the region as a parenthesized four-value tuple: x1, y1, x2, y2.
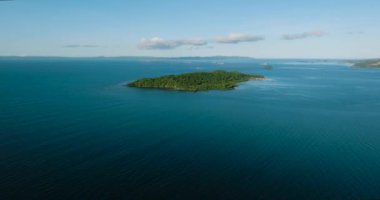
(1, 58, 380, 199)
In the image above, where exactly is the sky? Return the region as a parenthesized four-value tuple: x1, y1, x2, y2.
(0, 0, 379, 58)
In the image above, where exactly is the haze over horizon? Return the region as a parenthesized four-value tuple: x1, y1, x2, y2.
(1, 0, 379, 59)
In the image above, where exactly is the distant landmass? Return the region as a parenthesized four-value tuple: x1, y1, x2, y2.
(260, 64, 273, 70)
(0, 56, 254, 61)
(127, 70, 264, 91)
(352, 59, 380, 68)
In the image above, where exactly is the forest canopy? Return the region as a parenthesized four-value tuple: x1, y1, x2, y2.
(127, 70, 264, 91)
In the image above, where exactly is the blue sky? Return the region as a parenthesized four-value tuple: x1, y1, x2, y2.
(0, 0, 379, 58)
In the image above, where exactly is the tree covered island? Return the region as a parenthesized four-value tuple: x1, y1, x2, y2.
(127, 70, 265, 91)
(353, 59, 380, 68)
(260, 64, 273, 70)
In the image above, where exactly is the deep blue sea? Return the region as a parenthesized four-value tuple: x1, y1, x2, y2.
(1, 58, 380, 199)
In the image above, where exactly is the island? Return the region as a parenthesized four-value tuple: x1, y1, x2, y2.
(127, 70, 265, 91)
(260, 64, 273, 70)
(353, 59, 380, 68)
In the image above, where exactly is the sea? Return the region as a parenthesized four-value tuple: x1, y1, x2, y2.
(1, 58, 380, 199)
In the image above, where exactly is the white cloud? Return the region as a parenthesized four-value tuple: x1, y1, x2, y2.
(139, 33, 264, 50)
(216, 33, 265, 44)
(139, 37, 207, 50)
(282, 31, 327, 40)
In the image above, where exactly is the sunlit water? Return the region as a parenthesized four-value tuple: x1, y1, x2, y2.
(1, 58, 380, 199)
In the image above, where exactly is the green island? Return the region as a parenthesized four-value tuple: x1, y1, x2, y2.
(127, 70, 265, 91)
(260, 64, 273, 70)
(353, 59, 380, 68)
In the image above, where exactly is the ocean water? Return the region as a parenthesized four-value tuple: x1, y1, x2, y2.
(1, 58, 380, 199)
